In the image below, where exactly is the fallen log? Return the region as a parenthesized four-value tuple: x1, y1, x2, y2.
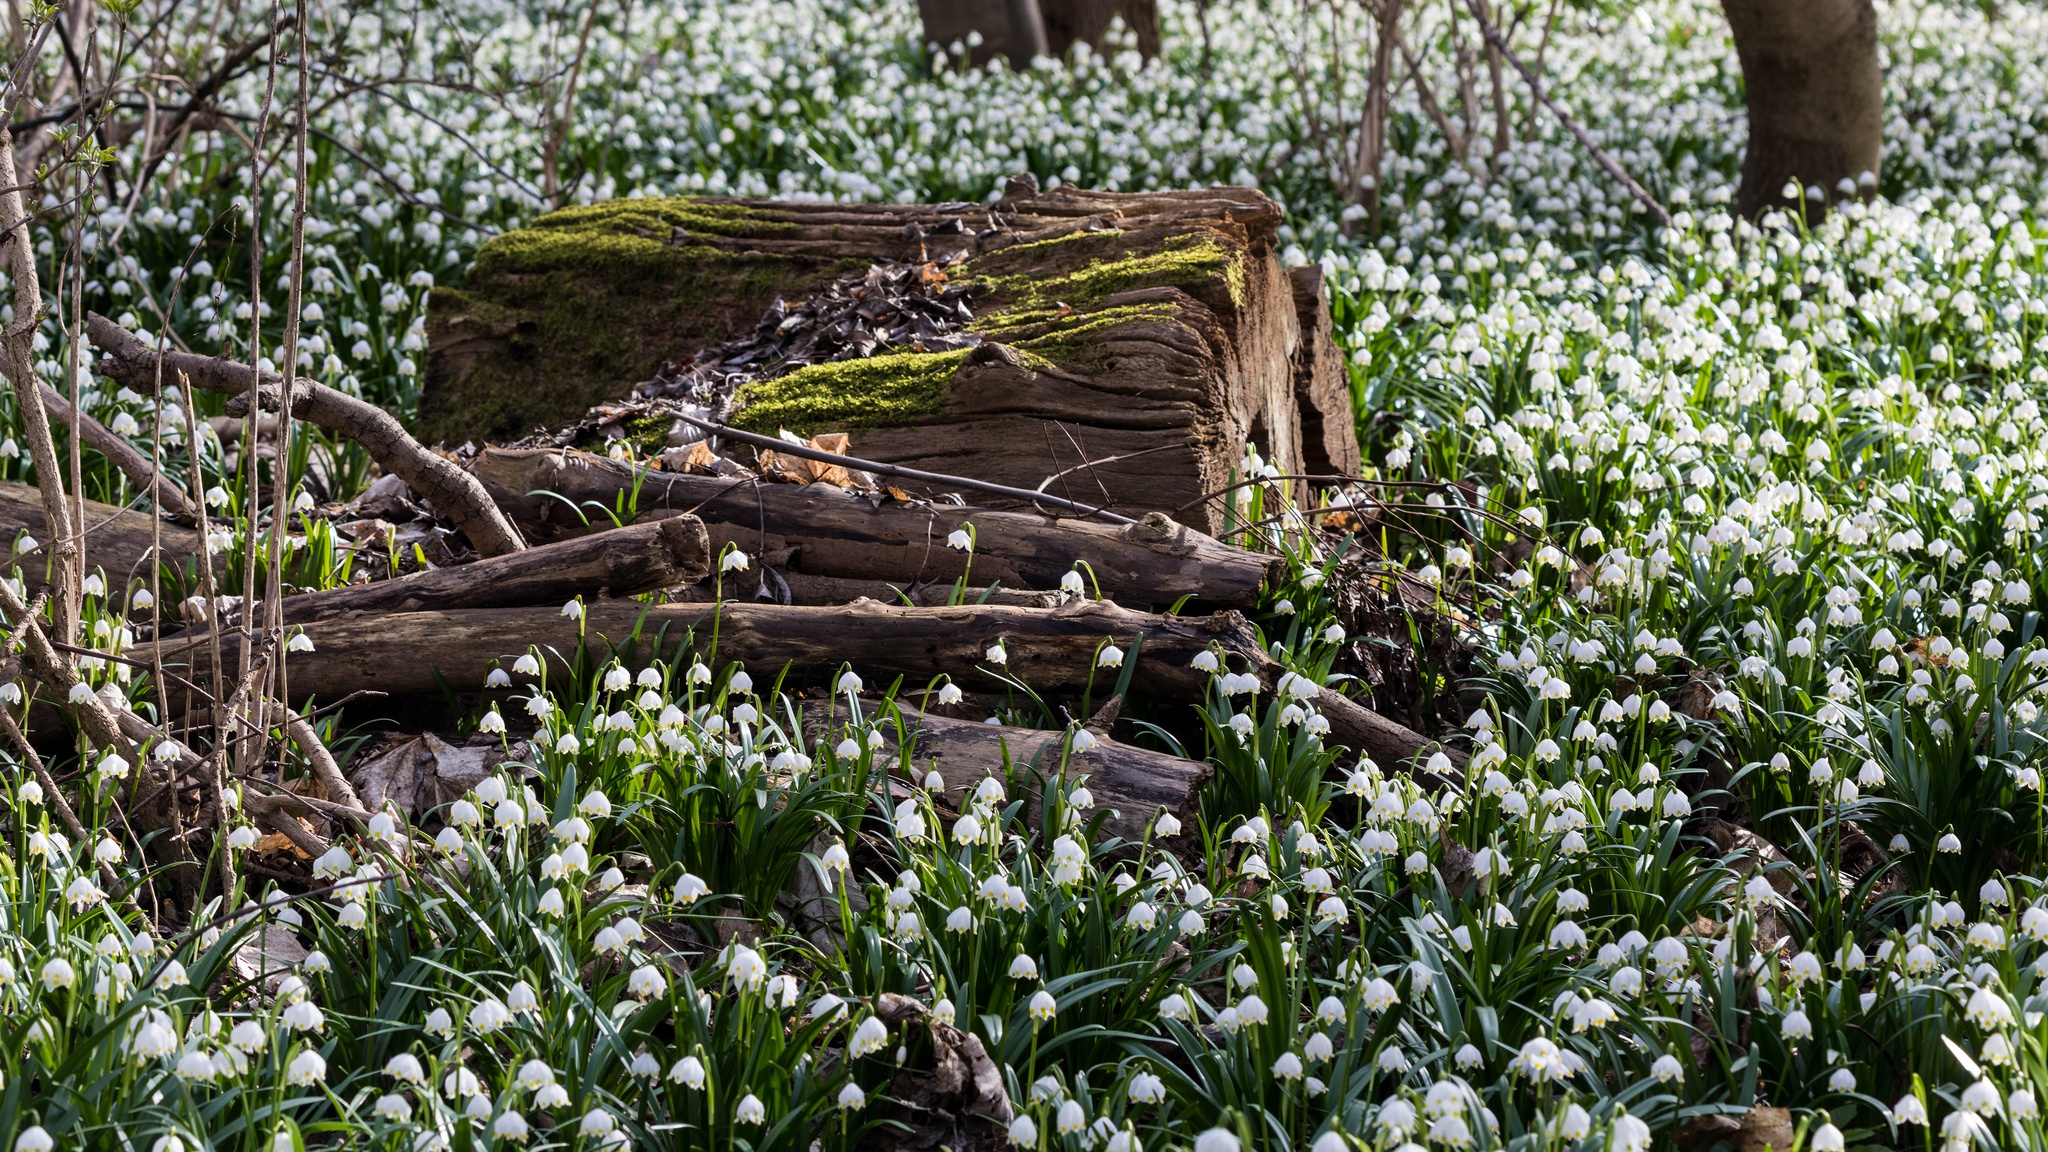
(0, 479, 202, 590)
(470, 446, 1277, 610)
(875, 704, 1209, 846)
(84, 312, 529, 558)
(271, 515, 709, 624)
(143, 599, 1455, 771)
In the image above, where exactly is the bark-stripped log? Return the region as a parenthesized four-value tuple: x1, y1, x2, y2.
(470, 446, 1277, 610)
(269, 515, 709, 624)
(874, 704, 1208, 846)
(143, 599, 1455, 770)
(0, 480, 202, 590)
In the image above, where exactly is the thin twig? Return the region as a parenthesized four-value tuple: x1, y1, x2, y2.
(677, 415, 1137, 525)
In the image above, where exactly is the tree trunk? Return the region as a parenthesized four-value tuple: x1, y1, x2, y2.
(424, 186, 1357, 534)
(469, 446, 1278, 610)
(1040, 0, 1159, 58)
(1722, 0, 1882, 220)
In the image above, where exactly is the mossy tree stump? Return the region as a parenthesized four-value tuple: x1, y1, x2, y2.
(423, 183, 1358, 534)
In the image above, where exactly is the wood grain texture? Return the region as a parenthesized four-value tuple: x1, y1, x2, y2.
(469, 445, 1278, 609)
(272, 515, 708, 623)
(142, 598, 1453, 771)
(0, 480, 201, 590)
(880, 705, 1207, 846)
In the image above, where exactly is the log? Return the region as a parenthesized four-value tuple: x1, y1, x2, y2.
(423, 185, 1359, 533)
(470, 446, 1276, 610)
(271, 515, 709, 624)
(0, 479, 202, 591)
(878, 704, 1207, 846)
(84, 312, 529, 558)
(142, 599, 1454, 771)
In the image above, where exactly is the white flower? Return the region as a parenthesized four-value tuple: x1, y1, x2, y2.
(286, 1050, 327, 1086)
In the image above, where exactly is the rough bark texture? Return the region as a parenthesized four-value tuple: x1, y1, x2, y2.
(423, 186, 1357, 533)
(84, 312, 529, 557)
(0, 479, 202, 590)
(142, 599, 1453, 770)
(469, 446, 1278, 609)
(1722, 0, 1882, 220)
(878, 704, 1207, 845)
(269, 515, 708, 623)
(915, 0, 1157, 64)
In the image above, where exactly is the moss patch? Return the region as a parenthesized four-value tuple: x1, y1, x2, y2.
(967, 231, 1245, 313)
(981, 302, 1181, 373)
(728, 350, 971, 436)
(420, 241, 863, 446)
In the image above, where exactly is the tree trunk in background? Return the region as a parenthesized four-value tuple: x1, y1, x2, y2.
(1041, 0, 1160, 58)
(1722, 0, 1882, 221)
(917, 0, 1157, 66)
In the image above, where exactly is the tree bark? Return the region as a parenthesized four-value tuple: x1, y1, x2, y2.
(1722, 0, 1882, 220)
(142, 599, 1455, 771)
(470, 446, 1279, 610)
(269, 515, 708, 624)
(83, 311, 529, 557)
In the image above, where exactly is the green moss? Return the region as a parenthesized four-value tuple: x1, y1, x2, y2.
(728, 350, 971, 436)
(967, 231, 1246, 313)
(421, 241, 863, 446)
(981, 302, 1181, 373)
(534, 197, 799, 239)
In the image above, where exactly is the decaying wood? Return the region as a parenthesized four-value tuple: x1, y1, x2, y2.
(1288, 266, 1362, 477)
(877, 703, 1209, 845)
(145, 598, 1453, 771)
(268, 514, 709, 624)
(470, 446, 1277, 610)
(83, 311, 529, 557)
(423, 185, 1359, 532)
(0, 479, 203, 589)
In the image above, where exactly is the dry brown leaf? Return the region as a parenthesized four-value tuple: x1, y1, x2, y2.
(680, 440, 720, 472)
(256, 823, 315, 860)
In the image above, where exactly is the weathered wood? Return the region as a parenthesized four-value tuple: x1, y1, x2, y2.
(272, 515, 709, 623)
(879, 704, 1207, 846)
(424, 185, 1356, 534)
(0, 480, 202, 590)
(469, 446, 1276, 609)
(1288, 265, 1363, 477)
(143, 599, 1453, 771)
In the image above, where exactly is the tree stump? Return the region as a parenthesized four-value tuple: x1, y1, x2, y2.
(423, 182, 1357, 534)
